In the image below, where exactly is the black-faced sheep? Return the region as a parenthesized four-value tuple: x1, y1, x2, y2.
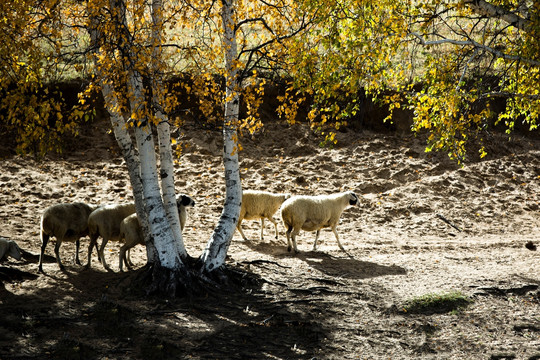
(117, 194, 195, 271)
(38, 202, 98, 272)
(0, 237, 22, 262)
(280, 191, 358, 253)
(237, 190, 291, 241)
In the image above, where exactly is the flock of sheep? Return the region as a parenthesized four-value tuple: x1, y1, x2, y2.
(1, 190, 358, 272)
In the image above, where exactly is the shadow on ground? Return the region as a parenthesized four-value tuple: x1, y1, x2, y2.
(0, 259, 330, 360)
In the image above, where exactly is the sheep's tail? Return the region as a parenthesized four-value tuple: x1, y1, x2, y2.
(87, 220, 98, 237)
(286, 225, 293, 234)
(281, 208, 293, 229)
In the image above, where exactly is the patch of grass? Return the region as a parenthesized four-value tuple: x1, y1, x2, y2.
(402, 290, 472, 315)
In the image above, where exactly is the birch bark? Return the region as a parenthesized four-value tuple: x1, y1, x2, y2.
(106, 0, 183, 270)
(87, 6, 154, 264)
(151, 0, 187, 259)
(200, 0, 242, 272)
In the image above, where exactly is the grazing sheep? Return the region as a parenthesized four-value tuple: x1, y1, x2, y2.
(118, 194, 195, 271)
(86, 203, 136, 271)
(237, 190, 291, 241)
(118, 214, 142, 271)
(39, 202, 98, 272)
(0, 237, 22, 261)
(280, 191, 359, 253)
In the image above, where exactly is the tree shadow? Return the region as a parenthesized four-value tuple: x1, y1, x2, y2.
(0, 260, 329, 360)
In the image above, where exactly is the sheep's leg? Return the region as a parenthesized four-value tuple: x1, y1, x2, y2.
(126, 248, 134, 267)
(291, 231, 300, 254)
(286, 226, 293, 252)
(119, 245, 130, 272)
(260, 218, 265, 240)
(332, 226, 345, 251)
(85, 234, 98, 269)
(75, 239, 81, 265)
(265, 217, 280, 240)
(99, 238, 112, 271)
(237, 220, 249, 241)
(312, 230, 321, 251)
(38, 232, 50, 273)
(54, 238, 65, 271)
(287, 227, 300, 254)
(269, 218, 279, 240)
(127, 249, 134, 269)
(88, 241, 101, 263)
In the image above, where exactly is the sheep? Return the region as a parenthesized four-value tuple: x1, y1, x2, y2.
(38, 202, 98, 272)
(236, 190, 291, 241)
(85, 203, 136, 271)
(117, 214, 142, 271)
(0, 237, 22, 262)
(280, 191, 359, 253)
(117, 194, 195, 272)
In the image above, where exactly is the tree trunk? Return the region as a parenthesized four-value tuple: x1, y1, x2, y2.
(127, 71, 183, 270)
(200, 0, 242, 273)
(103, 0, 184, 271)
(86, 6, 155, 263)
(152, 0, 187, 260)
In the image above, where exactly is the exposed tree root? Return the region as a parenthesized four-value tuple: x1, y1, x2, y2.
(127, 258, 261, 298)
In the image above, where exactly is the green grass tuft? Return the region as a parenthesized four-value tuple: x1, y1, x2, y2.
(402, 290, 472, 315)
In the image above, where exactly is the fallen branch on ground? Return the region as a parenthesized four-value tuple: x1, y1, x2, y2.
(436, 214, 462, 232)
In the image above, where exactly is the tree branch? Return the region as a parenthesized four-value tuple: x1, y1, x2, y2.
(410, 32, 540, 66)
(463, 0, 531, 32)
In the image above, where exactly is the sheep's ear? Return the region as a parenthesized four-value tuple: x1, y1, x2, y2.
(349, 192, 359, 205)
(181, 195, 194, 206)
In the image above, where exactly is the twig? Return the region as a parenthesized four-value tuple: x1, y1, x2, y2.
(261, 314, 274, 324)
(436, 214, 462, 232)
(241, 259, 291, 269)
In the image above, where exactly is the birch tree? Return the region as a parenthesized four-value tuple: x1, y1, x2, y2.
(169, 0, 310, 274)
(198, 0, 243, 273)
(0, 0, 91, 155)
(288, 0, 539, 161)
(0, 0, 310, 295)
(11, 0, 536, 296)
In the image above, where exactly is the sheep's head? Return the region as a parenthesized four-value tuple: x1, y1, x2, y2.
(347, 192, 359, 206)
(177, 194, 195, 209)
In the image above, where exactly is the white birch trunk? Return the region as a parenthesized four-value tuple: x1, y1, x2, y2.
(110, 0, 182, 270)
(127, 69, 183, 271)
(157, 119, 187, 259)
(201, 0, 242, 272)
(87, 9, 156, 265)
(151, 0, 187, 259)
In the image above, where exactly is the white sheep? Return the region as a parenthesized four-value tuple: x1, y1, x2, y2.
(117, 194, 195, 271)
(0, 237, 22, 261)
(85, 203, 136, 271)
(280, 191, 359, 253)
(237, 190, 291, 241)
(39, 202, 98, 272)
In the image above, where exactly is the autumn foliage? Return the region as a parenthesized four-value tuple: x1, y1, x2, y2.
(1, 0, 538, 158)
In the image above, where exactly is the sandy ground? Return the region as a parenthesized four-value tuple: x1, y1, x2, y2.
(0, 118, 539, 359)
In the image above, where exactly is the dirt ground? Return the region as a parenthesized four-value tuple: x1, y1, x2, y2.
(0, 118, 539, 359)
